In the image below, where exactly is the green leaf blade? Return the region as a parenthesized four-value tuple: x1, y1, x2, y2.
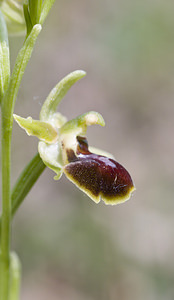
(11, 153, 46, 216)
(2, 24, 42, 122)
(39, 0, 56, 25)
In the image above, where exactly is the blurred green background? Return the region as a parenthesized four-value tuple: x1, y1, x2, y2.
(4, 0, 174, 299)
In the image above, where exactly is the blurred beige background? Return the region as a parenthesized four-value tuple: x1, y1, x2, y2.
(7, 0, 174, 299)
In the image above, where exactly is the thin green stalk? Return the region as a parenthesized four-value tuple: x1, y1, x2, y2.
(0, 9, 10, 300)
(0, 22, 41, 300)
(0, 111, 12, 299)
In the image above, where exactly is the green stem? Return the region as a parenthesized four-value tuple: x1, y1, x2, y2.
(0, 109, 12, 300)
(0, 9, 10, 300)
(0, 23, 41, 300)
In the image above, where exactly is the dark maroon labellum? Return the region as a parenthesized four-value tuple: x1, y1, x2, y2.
(64, 136, 135, 204)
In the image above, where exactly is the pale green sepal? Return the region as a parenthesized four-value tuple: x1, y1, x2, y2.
(40, 70, 86, 122)
(38, 141, 63, 180)
(0, 10, 10, 103)
(60, 111, 105, 135)
(14, 114, 58, 143)
(9, 252, 21, 300)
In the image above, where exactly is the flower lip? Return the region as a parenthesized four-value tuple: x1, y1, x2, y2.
(64, 136, 135, 205)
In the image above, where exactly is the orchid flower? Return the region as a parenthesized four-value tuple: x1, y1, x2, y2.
(14, 70, 135, 205)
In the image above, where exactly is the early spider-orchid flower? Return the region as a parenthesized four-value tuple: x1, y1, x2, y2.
(14, 70, 135, 205)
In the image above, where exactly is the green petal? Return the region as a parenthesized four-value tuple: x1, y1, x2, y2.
(14, 114, 58, 143)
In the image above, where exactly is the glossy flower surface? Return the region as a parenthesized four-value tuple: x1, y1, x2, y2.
(14, 70, 135, 205)
(63, 136, 135, 204)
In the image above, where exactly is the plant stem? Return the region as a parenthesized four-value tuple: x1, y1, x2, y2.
(0, 23, 42, 300)
(0, 9, 10, 300)
(0, 109, 12, 299)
